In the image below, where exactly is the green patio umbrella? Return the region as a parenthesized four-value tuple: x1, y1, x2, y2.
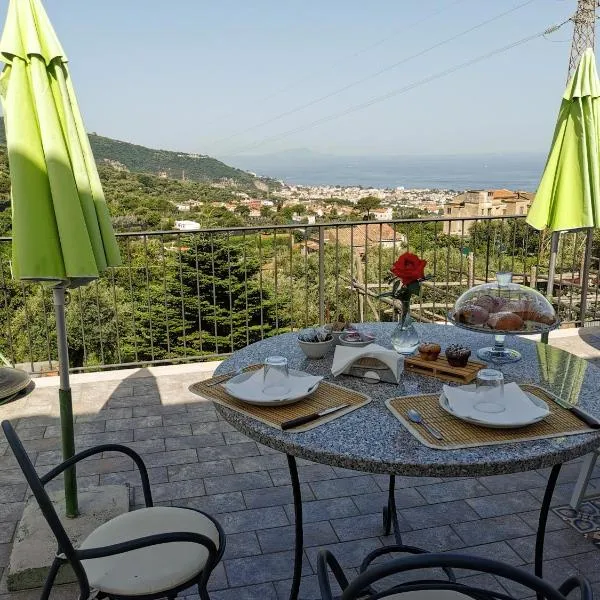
(527, 48, 600, 325)
(0, 0, 121, 516)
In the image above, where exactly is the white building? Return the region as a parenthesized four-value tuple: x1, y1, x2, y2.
(372, 207, 393, 221)
(174, 220, 201, 231)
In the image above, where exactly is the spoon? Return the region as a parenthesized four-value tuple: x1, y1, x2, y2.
(407, 409, 443, 440)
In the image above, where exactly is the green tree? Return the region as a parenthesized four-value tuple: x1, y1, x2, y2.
(356, 196, 381, 219)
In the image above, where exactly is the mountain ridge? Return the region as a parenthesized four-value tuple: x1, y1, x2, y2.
(0, 119, 273, 189)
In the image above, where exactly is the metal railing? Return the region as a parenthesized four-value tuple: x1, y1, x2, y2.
(0, 215, 597, 373)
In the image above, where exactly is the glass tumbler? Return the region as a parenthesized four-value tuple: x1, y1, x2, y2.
(263, 356, 290, 397)
(474, 369, 505, 413)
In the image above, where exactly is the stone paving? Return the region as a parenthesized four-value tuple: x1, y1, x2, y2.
(0, 348, 598, 599)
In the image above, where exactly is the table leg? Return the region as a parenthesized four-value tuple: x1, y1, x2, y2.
(287, 454, 303, 600)
(535, 463, 561, 600)
(383, 475, 402, 544)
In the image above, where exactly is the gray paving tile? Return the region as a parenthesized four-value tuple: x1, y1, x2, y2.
(178, 492, 246, 514)
(257, 521, 338, 553)
(452, 514, 534, 546)
(233, 454, 289, 473)
(400, 500, 480, 528)
(133, 424, 192, 440)
(331, 511, 410, 541)
(0, 503, 24, 523)
(374, 475, 443, 491)
(565, 551, 600, 582)
(0, 524, 15, 545)
(309, 475, 379, 500)
(140, 449, 198, 468)
(223, 431, 253, 445)
(466, 491, 540, 518)
(205, 471, 273, 494)
(273, 569, 358, 600)
(519, 509, 567, 532)
(416, 479, 489, 504)
(225, 551, 312, 586)
(478, 471, 548, 494)
(507, 528, 595, 563)
(218, 506, 289, 534)
(396, 525, 466, 552)
(100, 466, 169, 486)
(135, 478, 205, 503)
(196, 443, 261, 462)
(529, 481, 596, 507)
(352, 488, 427, 514)
(243, 484, 314, 509)
(284, 497, 359, 524)
(222, 531, 261, 560)
(191, 421, 237, 435)
(168, 460, 234, 481)
(0, 485, 26, 504)
(162, 411, 220, 426)
(305, 537, 383, 570)
(132, 404, 187, 417)
(269, 464, 336, 486)
(211, 582, 278, 600)
(165, 434, 226, 451)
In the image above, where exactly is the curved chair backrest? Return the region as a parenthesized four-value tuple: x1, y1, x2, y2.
(339, 553, 569, 600)
(2, 421, 90, 597)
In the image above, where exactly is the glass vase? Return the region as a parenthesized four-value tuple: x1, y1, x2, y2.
(391, 305, 419, 355)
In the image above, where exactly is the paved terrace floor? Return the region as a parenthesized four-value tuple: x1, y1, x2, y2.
(0, 329, 599, 599)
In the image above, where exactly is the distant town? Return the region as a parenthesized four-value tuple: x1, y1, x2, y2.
(173, 180, 535, 234)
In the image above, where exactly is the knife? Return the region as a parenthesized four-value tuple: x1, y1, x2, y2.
(281, 404, 350, 431)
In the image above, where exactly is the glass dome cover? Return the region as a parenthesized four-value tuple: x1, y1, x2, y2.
(449, 272, 558, 335)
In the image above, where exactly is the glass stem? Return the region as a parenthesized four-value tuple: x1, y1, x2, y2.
(493, 335, 506, 354)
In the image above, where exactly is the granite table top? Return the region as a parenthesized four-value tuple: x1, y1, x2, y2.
(213, 323, 600, 477)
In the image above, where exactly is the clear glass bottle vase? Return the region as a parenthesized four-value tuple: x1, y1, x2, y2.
(391, 302, 419, 355)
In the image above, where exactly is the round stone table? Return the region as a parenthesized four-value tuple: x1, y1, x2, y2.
(214, 324, 600, 600)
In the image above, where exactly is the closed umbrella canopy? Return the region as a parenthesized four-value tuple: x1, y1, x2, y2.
(0, 0, 121, 517)
(0, 0, 121, 284)
(527, 48, 600, 232)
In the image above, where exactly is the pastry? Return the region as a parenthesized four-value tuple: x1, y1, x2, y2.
(529, 311, 556, 326)
(456, 304, 489, 326)
(474, 295, 505, 313)
(418, 342, 441, 361)
(487, 311, 524, 331)
(503, 299, 531, 320)
(445, 344, 471, 367)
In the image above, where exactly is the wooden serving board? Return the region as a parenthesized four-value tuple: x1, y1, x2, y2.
(404, 355, 486, 383)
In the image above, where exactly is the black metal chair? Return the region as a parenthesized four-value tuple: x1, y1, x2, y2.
(317, 550, 593, 600)
(2, 420, 225, 600)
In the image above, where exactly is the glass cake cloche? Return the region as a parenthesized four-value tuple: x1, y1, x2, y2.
(448, 272, 559, 363)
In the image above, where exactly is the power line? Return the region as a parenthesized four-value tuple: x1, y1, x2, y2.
(204, 0, 467, 127)
(212, 0, 538, 149)
(224, 17, 571, 157)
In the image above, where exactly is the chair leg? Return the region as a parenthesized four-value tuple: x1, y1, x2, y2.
(197, 584, 211, 600)
(569, 450, 599, 509)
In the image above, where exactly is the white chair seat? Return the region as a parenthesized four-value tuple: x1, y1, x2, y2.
(384, 591, 473, 599)
(79, 506, 220, 596)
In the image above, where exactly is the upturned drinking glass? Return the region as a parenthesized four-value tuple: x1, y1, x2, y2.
(263, 356, 290, 397)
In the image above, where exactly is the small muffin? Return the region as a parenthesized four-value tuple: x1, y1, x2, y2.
(456, 304, 489, 326)
(487, 311, 524, 331)
(418, 342, 441, 361)
(445, 344, 471, 367)
(529, 310, 556, 326)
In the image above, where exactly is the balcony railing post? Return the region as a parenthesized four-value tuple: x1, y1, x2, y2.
(579, 228, 594, 325)
(318, 226, 325, 326)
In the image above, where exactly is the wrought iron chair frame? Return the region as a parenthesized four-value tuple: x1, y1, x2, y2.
(2, 420, 225, 600)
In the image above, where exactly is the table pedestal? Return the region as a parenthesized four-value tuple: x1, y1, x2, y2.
(285, 456, 562, 600)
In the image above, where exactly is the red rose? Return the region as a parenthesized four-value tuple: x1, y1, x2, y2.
(390, 252, 427, 285)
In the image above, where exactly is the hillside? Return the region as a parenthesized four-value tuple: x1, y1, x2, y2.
(0, 119, 276, 189)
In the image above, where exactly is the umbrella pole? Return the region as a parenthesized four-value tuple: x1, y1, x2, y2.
(579, 228, 594, 325)
(541, 232, 560, 344)
(53, 286, 79, 518)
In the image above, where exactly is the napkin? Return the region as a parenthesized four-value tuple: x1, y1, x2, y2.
(442, 382, 549, 425)
(223, 368, 322, 402)
(331, 344, 403, 382)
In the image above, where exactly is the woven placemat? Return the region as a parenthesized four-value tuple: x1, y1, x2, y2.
(386, 384, 598, 450)
(190, 368, 371, 432)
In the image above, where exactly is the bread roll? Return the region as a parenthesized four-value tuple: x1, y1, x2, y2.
(474, 295, 506, 313)
(487, 311, 524, 331)
(456, 304, 489, 326)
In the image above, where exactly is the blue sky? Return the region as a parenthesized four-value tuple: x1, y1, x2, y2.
(19, 0, 578, 156)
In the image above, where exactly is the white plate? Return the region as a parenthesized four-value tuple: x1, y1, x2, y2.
(439, 385, 549, 429)
(223, 369, 321, 406)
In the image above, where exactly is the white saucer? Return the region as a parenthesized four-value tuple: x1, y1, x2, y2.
(223, 369, 322, 406)
(439, 385, 550, 429)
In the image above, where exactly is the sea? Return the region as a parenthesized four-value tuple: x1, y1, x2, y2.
(224, 153, 547, 192)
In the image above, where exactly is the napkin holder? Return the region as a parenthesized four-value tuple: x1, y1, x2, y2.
(344, 356, 403, 384)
